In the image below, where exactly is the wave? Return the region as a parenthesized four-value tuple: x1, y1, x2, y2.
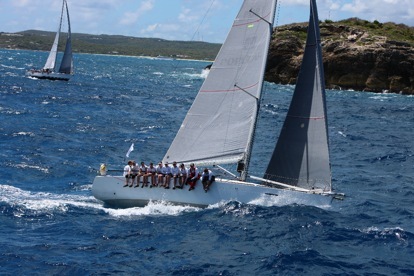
(0, 185, 202, 218)
(0, 184, 323, 219)
(8, 163, 49, 173)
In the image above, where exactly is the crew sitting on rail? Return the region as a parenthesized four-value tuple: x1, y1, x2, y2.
(162, 162, 172, 189)
(201, 168, 215, 192)
(186, 163, 200, 191)
(156, 162, 163, 187)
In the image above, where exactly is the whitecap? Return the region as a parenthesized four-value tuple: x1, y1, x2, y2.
(338, 131, 347, 137)
(103, 200, 201, 217)
(0, 185, 201, 218)
(12, 132, 35, 137)
(0, 185, 99, 215)
(12, 163, 49, 173)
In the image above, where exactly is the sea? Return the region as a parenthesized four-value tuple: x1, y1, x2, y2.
(1, 48, 413, 275)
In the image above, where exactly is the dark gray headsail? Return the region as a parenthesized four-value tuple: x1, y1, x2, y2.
(264, 0, 331, 191)
(163, 0, 277, 177)
(59, 0, 73, 74)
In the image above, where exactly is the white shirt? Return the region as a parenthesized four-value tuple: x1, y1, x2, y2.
(123, 165, 131, 177)
(201, 170, 214, 181)
(162, 165, 171, 174)
(171, 165, 180, 176)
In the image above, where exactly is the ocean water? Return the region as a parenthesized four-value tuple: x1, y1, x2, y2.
(1, 48, 413, 275)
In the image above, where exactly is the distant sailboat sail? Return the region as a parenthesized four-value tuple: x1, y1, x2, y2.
(43, 2, 63, 71)
(26, 0, 73, 81)
(264, 0, 331, 191)
(58, 0, 73, 74)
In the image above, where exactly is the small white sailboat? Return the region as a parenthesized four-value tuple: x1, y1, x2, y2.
(26, 0, 73, 81)
(92, 0, 344, 208)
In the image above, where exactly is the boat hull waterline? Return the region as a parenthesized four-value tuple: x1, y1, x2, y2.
(92, 176, 336, 208)
(26, 71, 72, 81)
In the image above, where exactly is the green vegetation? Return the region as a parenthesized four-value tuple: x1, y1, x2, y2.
(1, 18, 413, 59)
(276, 18, 414, 46)
(0, 30, 221, 61)
(335, 18, 414, 44)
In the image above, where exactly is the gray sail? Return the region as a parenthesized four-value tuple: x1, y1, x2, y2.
(163, 0, 277, 171)
(264, 0, 331, 191)
(59, 0, 73, 74)
(43, 0, 65, 71)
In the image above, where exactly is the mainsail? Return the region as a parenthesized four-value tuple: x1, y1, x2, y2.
(43, 0, 65, 71)
(59, 0, 73, 74)
(164, 0, 277, 175)
(264, 0, 331, 191)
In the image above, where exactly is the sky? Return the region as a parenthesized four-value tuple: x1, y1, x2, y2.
(1, 0, 413, 43)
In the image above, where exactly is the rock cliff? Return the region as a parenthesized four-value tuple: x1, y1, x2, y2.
(265, 18, 414, 95)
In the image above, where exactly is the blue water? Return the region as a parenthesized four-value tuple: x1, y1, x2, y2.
(1, 49, 413, 275)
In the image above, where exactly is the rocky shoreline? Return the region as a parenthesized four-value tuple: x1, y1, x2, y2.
(265, 19, 414, 95)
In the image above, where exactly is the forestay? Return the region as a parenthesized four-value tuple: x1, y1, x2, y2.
(264, 0, 332, 191)
(164, 0, 277, 168)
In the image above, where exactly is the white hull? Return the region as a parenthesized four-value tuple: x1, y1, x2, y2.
(92, 175, 336, 208)
(26, 70, 72, 81)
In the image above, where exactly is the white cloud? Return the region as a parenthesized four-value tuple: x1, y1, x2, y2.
(120, 0, 154, 25)
(342, 0, 369, 13)
(338, 0, 414, 23)
(178, 8, 199, 23)
(1, 0, 413, 42)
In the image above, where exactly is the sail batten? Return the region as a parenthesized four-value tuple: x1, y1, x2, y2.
(163, 0, 277, 169)
(264, 0, 331, 191)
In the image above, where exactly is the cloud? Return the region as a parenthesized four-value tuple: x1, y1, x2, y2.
(341, 0, 369, 13)
(120, 0, 154, 25)
(339, 0, 414, 23)
(140, 23, 181, 39)
(178, 8, 200, 24)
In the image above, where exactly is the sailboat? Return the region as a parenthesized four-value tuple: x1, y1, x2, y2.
(92, 0, 344, 208)
(26, 0, 73, 81)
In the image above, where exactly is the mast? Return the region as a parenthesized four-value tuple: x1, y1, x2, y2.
(240, 4, 278, 181)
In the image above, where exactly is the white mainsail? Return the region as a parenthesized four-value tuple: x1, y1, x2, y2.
(163, 0, 277, 175)
(43, 0, 65, 71)
(264, 0, 331, 191)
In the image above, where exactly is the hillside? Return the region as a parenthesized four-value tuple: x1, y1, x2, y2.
(0, 30, 221, 61)
(1, 18, 414, 94)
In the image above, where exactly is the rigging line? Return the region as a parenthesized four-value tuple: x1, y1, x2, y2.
(162, 0, 216, 84)
(234, 84, 259, 101)
(249, 9, 272, 25)
(275, 0, 281, 28)
(189, 0, 216, 42)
